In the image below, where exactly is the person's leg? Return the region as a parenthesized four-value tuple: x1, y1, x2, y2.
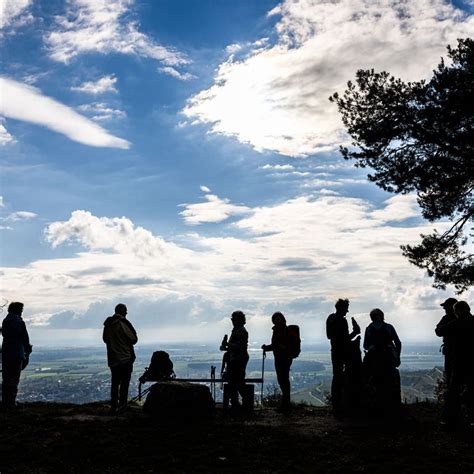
(226, 360, 240, 407)
(443, 368, 461, 426)
(110, 366, 120, 412)
(2, 359, 23, 407)
(275, 357, 292, 408)
(331, 351, 344, 411)
(118, 362, 133, 409)
(236, 357, 248, 404)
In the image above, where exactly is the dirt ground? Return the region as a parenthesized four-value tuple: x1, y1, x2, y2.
(0, 402, 473, 473)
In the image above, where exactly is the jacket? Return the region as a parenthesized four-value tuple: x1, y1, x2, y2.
(1, 312, 31, 362)
(266, 324, 291, 359)
(227, 325, 249, 362)
(102, 314, 138, 367)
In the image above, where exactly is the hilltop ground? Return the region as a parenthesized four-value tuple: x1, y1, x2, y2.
(0, 402, 473, 473)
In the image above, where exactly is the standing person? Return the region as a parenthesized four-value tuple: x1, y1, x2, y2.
(326, 298, 360, 413)
(262, 312, 295, 412)
(435, 298, 457, 401)
(1, 302, 32, 408)
(220, 310, 249, 411)
(363, 308, 402, 416)
(442, 301, 474, 430)
(103, 304, 138, 414)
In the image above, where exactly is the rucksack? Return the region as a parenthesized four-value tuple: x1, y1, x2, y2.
(139, 350, 175, 383)
(286, 325, 301, 359)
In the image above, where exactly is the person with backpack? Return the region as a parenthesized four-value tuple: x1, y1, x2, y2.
(262, 312, 300, 412)
(220, 310, 249, 411)
(1, 302, 32, 408)
(363, 308, 402, 416)
(326, 298, 360, 414)
(103, 303, 138, 414)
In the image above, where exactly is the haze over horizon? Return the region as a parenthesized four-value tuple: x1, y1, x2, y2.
(1, 0, 473, 348)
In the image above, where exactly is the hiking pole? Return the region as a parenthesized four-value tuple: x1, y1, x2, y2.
(261, 349, 266, 408)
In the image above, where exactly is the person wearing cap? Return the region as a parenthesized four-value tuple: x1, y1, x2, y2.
(435, 298, 458, 392)
(220, 310, 249, 410)
(442, 301, 474, 429)
(103, 303, 138, 414)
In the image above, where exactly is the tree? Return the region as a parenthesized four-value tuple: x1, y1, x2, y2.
(330, 38, 473, 293)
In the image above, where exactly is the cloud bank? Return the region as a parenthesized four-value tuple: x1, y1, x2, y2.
(0, 77, 130, 148)
(183, 0, 474, 156)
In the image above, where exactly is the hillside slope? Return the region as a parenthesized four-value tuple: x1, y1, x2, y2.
(0, 403, 472, 473)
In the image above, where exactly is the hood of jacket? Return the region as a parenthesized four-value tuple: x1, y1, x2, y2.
(103, 314, 124, 328)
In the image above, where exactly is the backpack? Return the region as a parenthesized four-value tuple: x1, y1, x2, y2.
(139, 350, 175, 383)
(286, 325, 301, 359)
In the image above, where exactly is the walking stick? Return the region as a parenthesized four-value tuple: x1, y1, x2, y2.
(261, 349, 266, 408)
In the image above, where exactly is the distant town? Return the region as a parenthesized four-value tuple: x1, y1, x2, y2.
(4, 343, 444, 406)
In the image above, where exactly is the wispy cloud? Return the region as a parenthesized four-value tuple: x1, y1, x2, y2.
(159, 66, 195, 81)
(0, 196, 4, 208)
(71, 75, 118, 95)
(180, 191, 251, 225)
(0, 0, 32, 30)
(0, 117, 16, 145)
(0, 77, 130, 148)
(4, 211, 37, 221)
(78, 102, 126, 121)
(184, 0, 474, 157)
(45, 0, 189, 68)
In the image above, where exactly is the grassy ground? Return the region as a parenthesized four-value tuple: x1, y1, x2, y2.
(0, 402, 473, 473)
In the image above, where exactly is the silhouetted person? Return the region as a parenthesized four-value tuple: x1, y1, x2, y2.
(363, 308, 402, 416)
(435, 298, 457, 402)
(103, 304, 138, 414)
(262, 312, 293, 411)
(326, 298, 360, 413)
(1, 302, 32, 408)
(442, 300, 474, 429)
(220, 310, 248, 410)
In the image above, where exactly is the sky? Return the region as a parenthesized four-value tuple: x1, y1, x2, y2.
(1, 0, 473, 348)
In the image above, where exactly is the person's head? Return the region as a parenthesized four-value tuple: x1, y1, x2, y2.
(440, 297, 457, 314)
(453, 301, 471, 319)
(272, 311, 286, 326)
(335, 298, 349, 315)
(115, 303, 127, 317)
(8, 302, 24, 315)
(231, 310, 246, 327)
(370, 308, 384, 322)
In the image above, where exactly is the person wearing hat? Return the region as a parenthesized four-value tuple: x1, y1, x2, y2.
(435, 298, 458, 395)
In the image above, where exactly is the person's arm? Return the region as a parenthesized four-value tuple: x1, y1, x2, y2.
(20, 320, 32, 354)
(363, 327, 371, 351)
(435, 316, 456, 338)
(390, 325, 402, 356)
(121, 321, 138, 345)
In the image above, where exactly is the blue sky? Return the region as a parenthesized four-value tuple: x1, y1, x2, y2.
(1, 0, 473, 347)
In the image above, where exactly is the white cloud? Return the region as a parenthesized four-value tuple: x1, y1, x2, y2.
(0, 0, 32, 30)
(159, 66, 195, 81)
(226, 43, 242, 55)
(45, 0, 189, 68)
(0, 77, 130, 148)
(0, 117, 16, 145)
(184, 0, 474, 157)
(45, 210, 181, 259)
(180, 193, 251, 225)
(0, 196, 4, 207)
(260, 164, 294, 171)
(78, 102, 126, 121)
(200, 185, 211, 193)
(5, 211, 37, 221)
(71, 75, 118, 94)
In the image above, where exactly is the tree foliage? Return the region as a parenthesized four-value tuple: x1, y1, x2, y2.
(330, 38, 473, 293)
